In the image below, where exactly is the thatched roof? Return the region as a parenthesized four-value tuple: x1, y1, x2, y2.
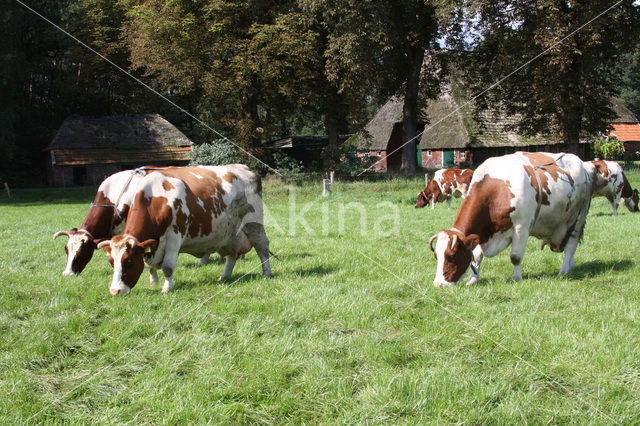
(45, 114, 193, 166)
(352, 85, 636, 150)
(46, 114, 193, 150)
(610, 98, 639, 124)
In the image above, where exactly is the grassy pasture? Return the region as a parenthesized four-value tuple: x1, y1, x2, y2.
(1, 172, 640, 424)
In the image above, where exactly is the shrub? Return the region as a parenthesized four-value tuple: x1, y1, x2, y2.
(189, 139, 242, 166)
(271, 151, 304, 180)
(593, 136, 624, 160)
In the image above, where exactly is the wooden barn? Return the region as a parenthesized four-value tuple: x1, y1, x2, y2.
(350, 84, 638, 171)
(44, 114, 193, 186)
(266, 135, 350, 169)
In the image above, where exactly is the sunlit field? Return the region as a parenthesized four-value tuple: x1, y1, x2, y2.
(1, 170, 640, 423)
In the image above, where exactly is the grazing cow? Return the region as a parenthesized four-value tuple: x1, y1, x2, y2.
(97, 164, 271, 295)
(54, 167, 216, 275)
(429, 152, 594, 286)
(415, 168, 473, 209)
(587, 160, 638, 215)
(53, 168, 155, 276)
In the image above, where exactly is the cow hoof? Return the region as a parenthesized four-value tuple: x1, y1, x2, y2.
(466, 277, 478, 286)
(161, 286, 172, 294)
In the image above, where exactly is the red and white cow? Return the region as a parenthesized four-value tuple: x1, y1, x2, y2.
(53, 168, 154, 276)
(97, 164, 271, 295)
(415, 168, 473, 209)
(53, 167, 221, 276)
(586, 160, 638, 215)
(429, 152, 594, 286)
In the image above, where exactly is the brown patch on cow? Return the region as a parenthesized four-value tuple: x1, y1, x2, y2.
(173, 198, 188, 235)
(222, 172, 235, 183)
(521, 153, 574, 204)
(451, 175, 515, 244)
(163, 180, 175, 191)
(124, 192, 174, 241)
(82, 190, 118, 238)
(523, 165, 550, 206)
(591, 160, 610, 177)
(156, 167, 228, 238)
(620, 173, 634, 198)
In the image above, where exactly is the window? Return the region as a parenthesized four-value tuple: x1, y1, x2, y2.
(377, 151, 382, 156)
(426, 150, 432, 157)
(460, 151, 466, 160)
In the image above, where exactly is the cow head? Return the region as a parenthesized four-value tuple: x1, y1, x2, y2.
(97, 236, 157, 295)
(429, 230, 480, 286)
(53, 228, 99, 276)
(415, 191, 430, 208)
(623, 189, 640, 213)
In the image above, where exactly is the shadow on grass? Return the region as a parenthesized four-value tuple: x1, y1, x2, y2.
(465, 259, 634, 287)
(566, 259, 633, 279)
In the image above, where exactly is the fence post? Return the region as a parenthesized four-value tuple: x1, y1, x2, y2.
(3, 182, 10, 198)
(322, 179, 331, 196)
(329, 170, 334, 184)
(425, 173, 429, 187)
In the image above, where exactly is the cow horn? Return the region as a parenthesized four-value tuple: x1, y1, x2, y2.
(429, 234, 438, 252)
(450, 234, 458, 249)
(97, 240, 111, 249)
(53, 231, 70, 240)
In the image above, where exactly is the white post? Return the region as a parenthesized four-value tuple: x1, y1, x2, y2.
(322, 179, 331, 196)
(425, 173, 429, 187)
(329, 170, 335, 184)
(3, 182, 9, 198)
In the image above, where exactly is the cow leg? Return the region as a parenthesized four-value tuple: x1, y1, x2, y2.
(160, 255, 179, 293)
(431, 199, 435, 209)
(149, 267, 159, 287)
(446, 197, 451, 210)
(612, 200, 619, 216)
(466, 246, 484, 286)
(197, 254, 211, 267)
(510, 226, 529, 282)
(219, 255, 237, 281)
(243, 223, 272, 277)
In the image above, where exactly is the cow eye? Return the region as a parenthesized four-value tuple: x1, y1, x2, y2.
(447, 255, 455, 262)
(124, 258, 132, 267)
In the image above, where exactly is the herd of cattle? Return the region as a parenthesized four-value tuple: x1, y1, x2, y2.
(53, 152, 638, 294)
(417, 153, 638, 286)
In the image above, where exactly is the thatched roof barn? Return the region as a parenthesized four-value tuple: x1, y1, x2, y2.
(44, 114, 193, 186)
(350, 84, 638, 170)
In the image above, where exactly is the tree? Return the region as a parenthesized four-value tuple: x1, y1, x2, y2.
(460, 0, 640, 155)
(307, 0, 449, 172)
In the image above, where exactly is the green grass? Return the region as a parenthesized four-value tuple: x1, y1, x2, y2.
(1, 173, 640, 423)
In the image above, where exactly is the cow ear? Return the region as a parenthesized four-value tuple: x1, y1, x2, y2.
(464, 234, 480, 251)
(91, 238, 105, 248)
(139, 239, 158, 255)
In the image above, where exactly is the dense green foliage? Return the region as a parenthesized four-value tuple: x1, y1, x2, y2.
(458, 0, 640, 152)
(2, 175, 640, 422)
(189, 139, 242, 166)
(593, 136, 625, 160)
(3, 0, 640, 183)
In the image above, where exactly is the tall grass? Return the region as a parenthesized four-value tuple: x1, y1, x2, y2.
(0, 171, 639, 423)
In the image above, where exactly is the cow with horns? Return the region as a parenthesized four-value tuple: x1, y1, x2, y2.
(429, 152, 594, 286)
(587, 160, 639, 215)
(53, 168, 221, 276)
(97, 164, 271, 295)
(415, 168, 473, 209)
(53, 168, 154, 276)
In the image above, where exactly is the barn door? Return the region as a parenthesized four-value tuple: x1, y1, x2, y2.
(443, 150, 455, 168)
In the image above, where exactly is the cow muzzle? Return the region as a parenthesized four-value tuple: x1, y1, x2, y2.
(109, 284, 131, 296)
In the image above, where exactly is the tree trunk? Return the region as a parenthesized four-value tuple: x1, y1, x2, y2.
(401, 48, 425, 172)
(323, 110, 339, 168)
(559, 56, 584, 157)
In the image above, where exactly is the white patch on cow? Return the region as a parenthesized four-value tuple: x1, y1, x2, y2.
(108, 242, 131, 295)
(190, 172, 204, 179)
(63, 234, 90, 276)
